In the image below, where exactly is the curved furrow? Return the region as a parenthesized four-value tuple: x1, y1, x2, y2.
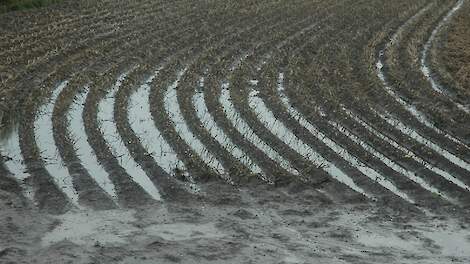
(329, 121, 461, 206)
(258, 10, 454, 205)
(18, 83, 72, 214)
(193, 83, 264, 178)
(334, 111, 461, 203)
(97, 71, 162, 201)
(273, 89, 454, 207)
(67, 87, 119, 207)
(265, 14, 459, 207)
(3, 1, 276, 209)
(221, 20, 364, 199)
(6, 0, 470, 216)
(346, 106, 470, 184)
(8, 0, 260, 206)
(34, 81, 81, 208)
(335, 108, 470, 204)
(377, 52, 470, 153)
(237, 0, 402, 200)
(178, 69, 257, 183)
(252, 0, 458, 205)
(428, 0, 470, 104)
(0, 0, 206, 122)
(10, 4, 208, 210)
(275, 73, 415, 204)
(373, 2, 470, 155)
(83, 69, 161, 208)
(3, 1, 211, 209)
(255, 81, 393, 201)
(270, 0, 468, 204)
(164, 68, 229, 182)
(376, 112, 470, 174)
(203, 0, 362, 188)
(420, 0, 469, 113)
(145, 0, 314, 183)
(112, 0, 274, 194)
(125, 69, 199, 196)
(227, 75, 330, 187)
(0, 156, 28, 205)
(345, 108, 470, 193)
(381, 0, 470, 145)
(174, 2, 321, 184)
(218, 82, 300, 179)
(247, 88, 372, 199)
(0, 127, 34, 203)
(51, 78, 117, 210)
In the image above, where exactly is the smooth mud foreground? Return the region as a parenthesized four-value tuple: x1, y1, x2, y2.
(1, 182, 470, 264)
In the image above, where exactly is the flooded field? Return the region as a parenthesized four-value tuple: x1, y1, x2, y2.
(0, 0, 469, 262)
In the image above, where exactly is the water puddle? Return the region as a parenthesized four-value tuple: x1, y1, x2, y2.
(378, 111, 470, 175)
(97, 72, 162, 201)
(247, 89, 371, 198)
(193, 82, 263, 176)
(420, 0, 469, 113)
(219, 82, 299, 176)
(276, 73, 413, 203)
(68, 87, 118, 200)
(41, 209, 139, 246)
(355, 216, 470, 257)
(421, 225, 470, 257)
(128, 69, 199, 192)
(34, 81, 80, 206)
(357, 231, 421, 252)
(376, 3, 469, 150)
(163, 69, 228, 181)
(0, 127, 34, 202)
(143, 222, 225, 241)
(329, 117, 455, 203)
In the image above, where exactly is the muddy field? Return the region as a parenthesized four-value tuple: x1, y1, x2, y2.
(1, 0, 470, 263)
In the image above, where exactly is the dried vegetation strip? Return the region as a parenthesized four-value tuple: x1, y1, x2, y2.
(431, 0, 470, 104)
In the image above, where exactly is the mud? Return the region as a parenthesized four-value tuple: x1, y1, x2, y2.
(2, 182, 470, 263)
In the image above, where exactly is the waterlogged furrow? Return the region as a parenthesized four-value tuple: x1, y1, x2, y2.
(247, 89, 371, 198)
(328, 117, 456, 204)
(376, 53, 469, 150)
(193, 89, 263, 176)
(378, 112, 470, 175)
(219, 83, 299, 176)
(35, 81, 80, 206)
(420, 0, 469, 113)
(68, 87, 118, 200)
(164, 69, 228, 181)
(128, 70, 190, 180)
(344, 108, 470, 194)
(376, 5, 469, 150)
(97, 73, 162, 201)
(0, 128, 34, 202)
(276, 73, 414, 203)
